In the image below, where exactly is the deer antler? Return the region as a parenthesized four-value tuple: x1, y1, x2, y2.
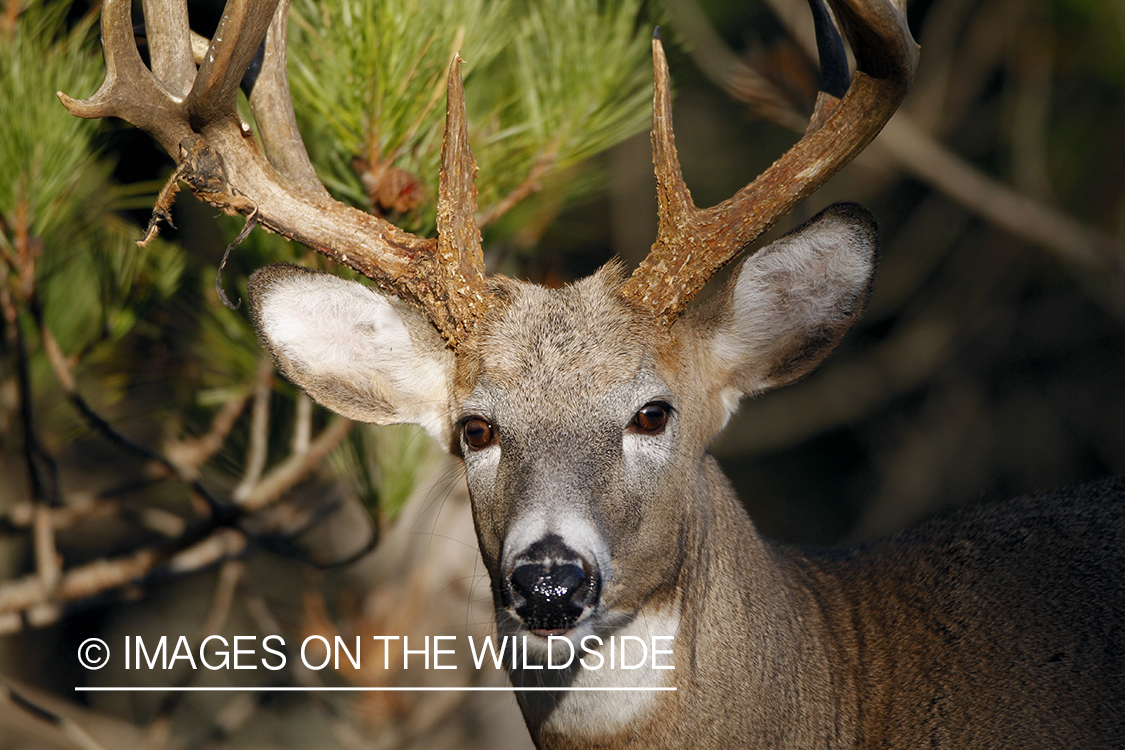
(621, 0, 918, 324)
(58, 0, 492, 346)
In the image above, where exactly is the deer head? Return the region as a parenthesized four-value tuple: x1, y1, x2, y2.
(62, 0, 917, 743)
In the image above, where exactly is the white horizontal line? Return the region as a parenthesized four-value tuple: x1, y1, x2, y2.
(75, 686, 676, 693)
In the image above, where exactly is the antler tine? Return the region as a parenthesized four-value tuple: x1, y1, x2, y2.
(434, 55, 490, 340)
(141, 0, 195, 99)
(626, 35, 700, 316)
(186, 0, 279, 129)
(57, 0, 192, 154)
(244, 0, 327, 196)
(59, 0, 496, 348)
(621, 0, 919, 324)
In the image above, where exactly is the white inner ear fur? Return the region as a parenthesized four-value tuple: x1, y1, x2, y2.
(255, 270, 454, 443)
(708, 205, 876, 411)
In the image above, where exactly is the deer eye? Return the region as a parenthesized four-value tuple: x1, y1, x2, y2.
(461, 416, 496, 450)
(630, 402, 671, 435)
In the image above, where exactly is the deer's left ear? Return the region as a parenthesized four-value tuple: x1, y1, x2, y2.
(248, 264, 455, 444)
(687, 202, 876, 403)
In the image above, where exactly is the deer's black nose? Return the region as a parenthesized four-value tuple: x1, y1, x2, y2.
(508, 537, 597, 633)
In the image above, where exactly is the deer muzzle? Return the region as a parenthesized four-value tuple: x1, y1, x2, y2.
(507, 535, 601, 635)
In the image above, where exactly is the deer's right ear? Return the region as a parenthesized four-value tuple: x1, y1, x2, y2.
(248, 264, 454, 444)
(688, 203, 877, 408)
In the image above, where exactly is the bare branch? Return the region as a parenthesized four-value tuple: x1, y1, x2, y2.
(478, 153, 557, 229)
(876, 116, 1120, 271)
(292, 392, 312, 456)
(199, 559, 245, 636)
(239, 579, 369, 750)
(0, 678, 110, 750)
(240, 417, 353, 512)
(0, 527, 255, 637)
(2, 316, 359, 635)
(37, 317, 225, 513)
(0, 491, 184, 538)
(138, 560, 247, 749)
(164, 396, 249, 479)
(1, 495, 111, 535)
(2, 287, 58, 508)
(233, 359, 274, 503)
(32, 505, 61, 592)
(0, 546, 159, 626)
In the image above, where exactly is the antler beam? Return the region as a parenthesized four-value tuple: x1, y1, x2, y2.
(58, 0, 492, 346)
(621, 0, 919, 324)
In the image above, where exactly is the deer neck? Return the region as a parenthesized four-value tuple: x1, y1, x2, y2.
(675, 457, 855, 747)
(529, 457, 856, 750)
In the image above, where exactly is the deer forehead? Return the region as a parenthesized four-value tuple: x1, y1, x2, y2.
(458, 272, 677, 418)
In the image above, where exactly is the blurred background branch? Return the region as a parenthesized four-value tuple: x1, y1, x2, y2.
(667, 0, 1123, 283)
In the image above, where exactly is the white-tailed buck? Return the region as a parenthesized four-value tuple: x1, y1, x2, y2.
(63, 0, 1124, 747)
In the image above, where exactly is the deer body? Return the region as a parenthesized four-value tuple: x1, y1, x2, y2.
(65, 0, 1124, 746)
(521, 473, 1125, 749)
(675, 476, 1125, 750)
